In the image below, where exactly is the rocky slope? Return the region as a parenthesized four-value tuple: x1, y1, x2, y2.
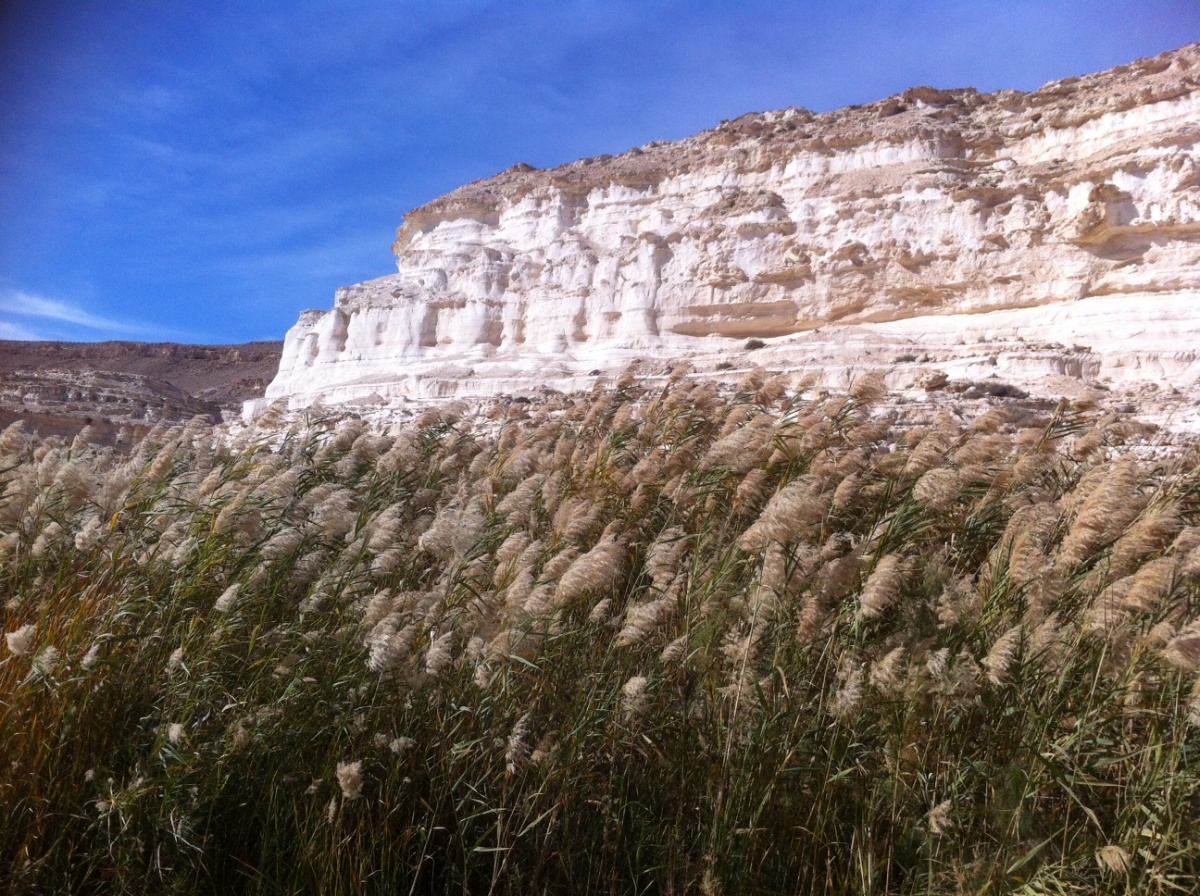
(0, 340, 280, 442)
(255, 43, 1200, 414)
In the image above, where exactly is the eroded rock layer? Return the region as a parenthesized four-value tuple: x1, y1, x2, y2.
(258, 43, 1200, 411)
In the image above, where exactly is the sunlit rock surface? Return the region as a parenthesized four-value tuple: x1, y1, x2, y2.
(254, 43, 1200, 413)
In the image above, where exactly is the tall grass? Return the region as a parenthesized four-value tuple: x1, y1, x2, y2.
(2, 373, 1199, 893)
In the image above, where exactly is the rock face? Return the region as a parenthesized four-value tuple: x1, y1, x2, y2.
(0, 369, 221, 445)
(257, 43, 1200, 411)
(0, 340, 281, 442)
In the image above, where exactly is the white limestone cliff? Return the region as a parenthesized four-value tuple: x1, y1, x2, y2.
(251, 43, 1200, 413)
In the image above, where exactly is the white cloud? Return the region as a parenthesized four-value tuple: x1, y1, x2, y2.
(0, 289, 144, 336)
(0, 319, 40, 340)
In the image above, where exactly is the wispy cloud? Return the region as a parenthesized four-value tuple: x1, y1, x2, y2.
(0, 319, 40, 341)
(0, 288, 165, 340)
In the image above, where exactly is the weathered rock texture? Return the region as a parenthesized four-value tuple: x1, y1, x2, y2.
(0, 341, 281, 442)
(257, 43, 1200, 412)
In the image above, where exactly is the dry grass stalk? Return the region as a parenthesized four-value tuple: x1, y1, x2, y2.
(858, 555, 904, 621)
(555, 538, 625, 608)
(738, 476, 825, 551)
(984, 626, 1022, 685)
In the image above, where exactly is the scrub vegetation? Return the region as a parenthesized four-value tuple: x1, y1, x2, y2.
(2, 365, 1199, 894)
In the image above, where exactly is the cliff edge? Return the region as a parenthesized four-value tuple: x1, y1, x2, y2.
(254, 43, 1200, 413)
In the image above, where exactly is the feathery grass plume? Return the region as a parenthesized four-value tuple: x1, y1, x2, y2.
(1094, 845, 1131, 875)
(540, 547, 580, 584)
(704, 414, 774, 474)
(858, 554, 904, 621)
(1082, 590, 1128, 638)
(495, 473, 545, 525)
(1057, 456, 1144, 568)
(913, 467, 965, 511)
(6, 623, 36, 657)
(617, 572, 682, 647)
(660, 634, 688, 664)
(926, 647, 950, 680)
(733, 467, 770, 513)
(505, 712, 532, 774)
(717, 402, 755, 439)
(360, 592, 395, 628)
(611, 401, 640, 435)
(869, 646, 906, 694)
(1027, 614, 1068, 669)
(493, 532, 532, 588)
(31, 521, 63, 558)
(1110, 502, 1180, 572)
(366, 616, 415, 675)
(1161, 630, 1200, 671)
(555, 537, 625, 609)
(424, 631, 455, 676)
(814, 547, 864, 604)
(0, 419, 30, 461)
(553, 496, 600, 543)
(502, 567, 535, 619)
(362, 505, 405, 554)
(846, 415, 892, 446)
(418, 500, 486, 559)
(831, 471, 862, 512)
(829, 665, 864, 721)
(1007, 450, 1056, 489)
(1072, 426, 1106, 459)
(904, 430, 951, 477)
(1181, 543, 1200, 580)
(936, 577, 982, 630)
(738, 475, 825, 551)
(848, 371, 888, 405)
(1145, 621, 1176, 647)
(996, 501, 1061, 586)
(983, 625, 1022, 685)
(1119, 557, 1176, 612)
(336, 761, 364, 800)
(645, 528, 687, 591)
(927, 799, 953, 836)
(630, 449, 665, 487)
(951, 432, 1010, 466)
(262, 526, 306, 563)
(498, 445, 542, 483)
(213, 584, 240, 614)
(1173, 525, 1200, 557)
(522, 583, 556, 617)
(754, 373, 790, 406)
(53, 461, 96, 510)
(80, 643, 101, 670)
(312, 486, 359, 542)
(620, 675, 649, 720)
(587, 597, 613, 624)
(582, 393, 614, 430)
(33, 645, 61, 675)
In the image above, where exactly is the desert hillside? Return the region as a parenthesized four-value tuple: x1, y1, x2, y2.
(0, 340, 281, 442)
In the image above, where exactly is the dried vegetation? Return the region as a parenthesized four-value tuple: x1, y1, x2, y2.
(2, 366, 1200, 893)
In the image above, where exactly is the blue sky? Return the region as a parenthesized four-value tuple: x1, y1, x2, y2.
(1, 1, 1197, 345)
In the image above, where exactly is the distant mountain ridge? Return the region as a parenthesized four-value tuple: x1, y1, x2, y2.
(0, 340, 281, 442)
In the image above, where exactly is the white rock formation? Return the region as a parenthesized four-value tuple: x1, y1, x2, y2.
(253, 43, 1200, 413)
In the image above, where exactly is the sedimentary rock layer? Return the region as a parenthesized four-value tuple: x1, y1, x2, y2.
(257, 43, 1200, 410)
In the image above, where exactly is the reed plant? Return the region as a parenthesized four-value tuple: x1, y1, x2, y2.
(2, 373, 1199, 894)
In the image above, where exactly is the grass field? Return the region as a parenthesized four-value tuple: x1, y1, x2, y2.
(2, 368, 1199, 893)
